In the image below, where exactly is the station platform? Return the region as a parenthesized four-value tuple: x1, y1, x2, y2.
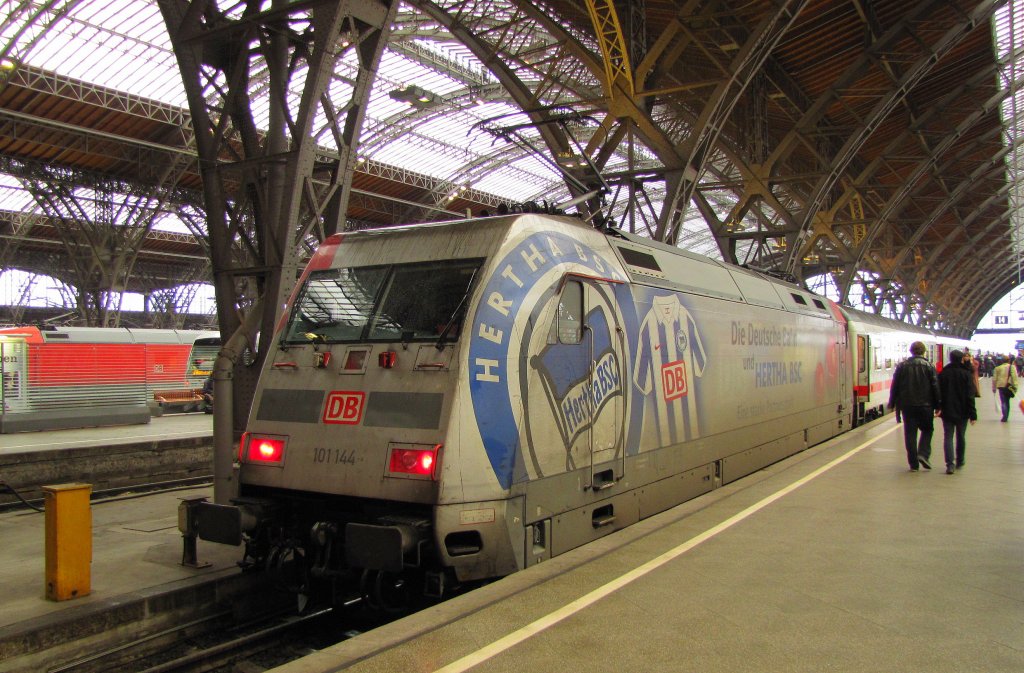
(0, 413, 214, 509)
(276, 388, 1024, 673)
(0, 412, 213, 456)
(0, 485, 238, 633)
(0, 392, 1020, 672)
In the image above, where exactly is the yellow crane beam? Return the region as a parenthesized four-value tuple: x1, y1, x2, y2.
(583, 0, 634, 98)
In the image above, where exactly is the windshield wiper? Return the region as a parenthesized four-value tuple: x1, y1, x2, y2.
(436, 267, 479, 350)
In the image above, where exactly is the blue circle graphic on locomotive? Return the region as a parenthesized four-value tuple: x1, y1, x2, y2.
(468, 230, 642, 490)
(523, 283, 622, 476)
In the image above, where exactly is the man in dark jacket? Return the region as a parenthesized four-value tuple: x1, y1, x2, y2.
(888, 341, 940, 471)
(937, 349, 977, 474)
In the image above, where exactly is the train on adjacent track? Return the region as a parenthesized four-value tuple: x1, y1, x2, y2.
(0, 325, 218, 432)
(194, 213, 966, 605)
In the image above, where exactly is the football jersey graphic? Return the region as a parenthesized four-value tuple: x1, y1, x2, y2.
(632, 294, 707, 443)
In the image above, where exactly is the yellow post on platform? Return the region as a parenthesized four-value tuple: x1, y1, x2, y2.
(43, 483, 92, 601)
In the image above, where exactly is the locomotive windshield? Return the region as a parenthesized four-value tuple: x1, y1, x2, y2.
(282, 259, 483, 344)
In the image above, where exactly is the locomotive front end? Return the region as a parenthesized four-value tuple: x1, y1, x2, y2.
(204, 225, 501, 601)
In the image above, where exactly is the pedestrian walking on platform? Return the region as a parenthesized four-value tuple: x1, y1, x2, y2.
(964, 348, 981, 398)
(888, 341, 940, 471)
(937, 350, 977, 473)
(992, 355, 1018, 422)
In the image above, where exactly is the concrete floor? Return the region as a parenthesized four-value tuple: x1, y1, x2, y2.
(0, 485, 237, 631)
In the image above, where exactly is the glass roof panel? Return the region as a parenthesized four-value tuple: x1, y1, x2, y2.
(27, 0, 184, 105)
(0, 175, 39, 213)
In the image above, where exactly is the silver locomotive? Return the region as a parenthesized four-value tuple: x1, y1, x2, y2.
(196, 214, 961, 602)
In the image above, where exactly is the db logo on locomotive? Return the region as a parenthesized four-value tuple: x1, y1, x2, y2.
(322, 391, 365, 425)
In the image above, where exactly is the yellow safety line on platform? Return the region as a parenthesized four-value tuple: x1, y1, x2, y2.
(432, 425, 900, 673)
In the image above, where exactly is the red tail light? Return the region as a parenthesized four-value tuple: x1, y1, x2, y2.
(388, 444, 440, 479)
(242, 434, 286, 465)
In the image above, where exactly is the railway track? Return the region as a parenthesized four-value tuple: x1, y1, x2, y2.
(52, 605, 340, 673)
(43, 593, 404, 673)
(0, 476, 213, 513)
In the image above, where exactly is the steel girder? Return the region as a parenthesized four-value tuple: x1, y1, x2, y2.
(0, 209, 210, 283)
(0, 1, 77, 76)
(159, 0, 398, 375)
(411, 0, 612, 223)
(0, 62, 214, 323)
(654, 0, 809, 245)
(812, 84, 1009, 328)
(0, 0, 1012, 341)
(385, 0, 1007, 331)
(5, 64, 191, 127)
(833, 68, 1009, 279)
(0, 155, 206, 324)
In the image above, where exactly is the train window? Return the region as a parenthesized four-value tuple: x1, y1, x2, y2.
(369, 261, 480, 342)
(282, 259, 482, 344)
(617, 247, 661, 271)
(812, 299, 826, 310)
(284, 266, 389, 343)
(790, 293, 807, 305)
(557, 281, 583, 344)
(857, 336, 866, 373)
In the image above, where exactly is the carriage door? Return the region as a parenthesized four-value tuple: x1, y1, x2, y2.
(835, 325, 848, 420)
(552, 276, 622, 487)
(0, 337, 27, 414)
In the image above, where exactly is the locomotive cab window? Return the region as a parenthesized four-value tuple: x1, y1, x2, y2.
(282, 259, 482, 344)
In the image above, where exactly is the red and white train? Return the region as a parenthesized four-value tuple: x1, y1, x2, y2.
(846, 312, 966, 424)
(0, 325, 218, 433)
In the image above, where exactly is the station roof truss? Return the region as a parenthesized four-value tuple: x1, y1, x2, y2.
(0, 0, 1020, 336)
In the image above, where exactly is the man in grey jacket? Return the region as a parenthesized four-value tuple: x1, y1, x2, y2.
(887, 341, 941, 471)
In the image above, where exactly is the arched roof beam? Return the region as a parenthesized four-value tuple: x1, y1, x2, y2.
(836, 77, 1011, 300)
(814, 62, 1009, 273)
(508, 1, 806, 248)
(0, 1, 77, 76)
(898, 135, 1011, 278)
(412, 0, 610, 221)
(655, 0, 808, 244)
(509, 0, 681, 161)
(512, 0, 806, 246)
(854, 127, 1009, 302)
(859, 144, 1010, 310)
(769, 0, 1002, 279)
(918, 207, 1013, 325)
(945, 245, 1017, 327)
(504, 0, 789, 239)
